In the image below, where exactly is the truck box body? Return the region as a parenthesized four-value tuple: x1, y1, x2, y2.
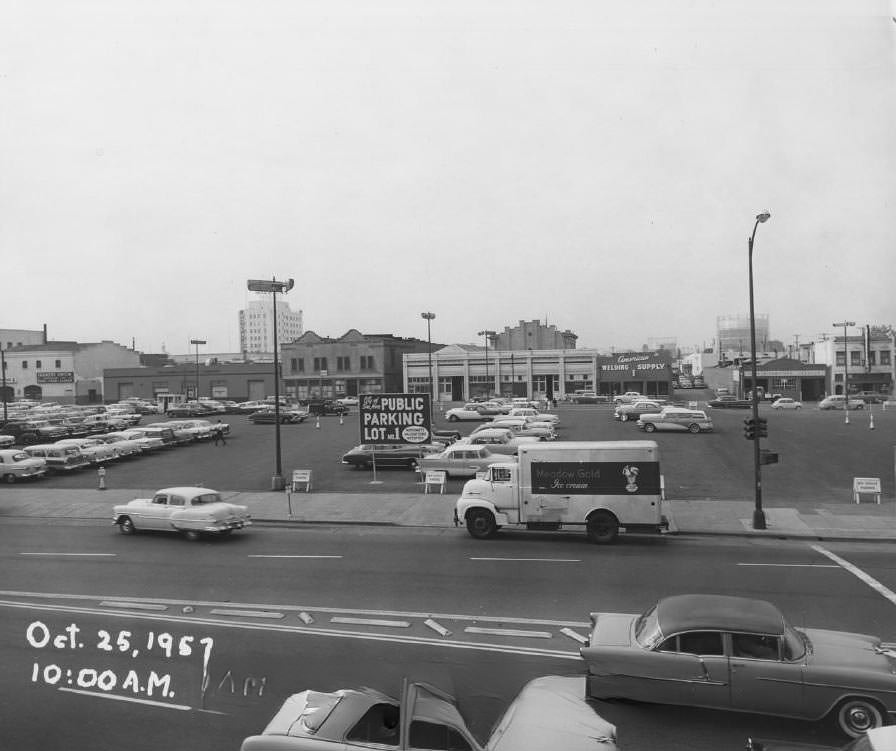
(455, 441, 665, 543)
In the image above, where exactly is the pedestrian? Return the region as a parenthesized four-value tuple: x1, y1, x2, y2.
(213, 419, 227, 446)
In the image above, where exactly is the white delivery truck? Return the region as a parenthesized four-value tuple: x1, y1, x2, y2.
(454, 441, 667, 543)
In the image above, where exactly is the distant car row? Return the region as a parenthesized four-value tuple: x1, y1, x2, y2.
(0, 419, 230, 483)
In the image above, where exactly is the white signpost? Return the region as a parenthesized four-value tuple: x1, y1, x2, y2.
(853, 477, 882, 504)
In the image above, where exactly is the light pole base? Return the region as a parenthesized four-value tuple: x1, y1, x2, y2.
(752, 509, 767, 530)
(271, 474, 285, 491)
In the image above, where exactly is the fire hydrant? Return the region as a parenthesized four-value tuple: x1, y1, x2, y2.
(97, 465, 107, 491)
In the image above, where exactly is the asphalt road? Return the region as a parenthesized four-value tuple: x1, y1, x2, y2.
(2, 520, 896, 750)
(18, 400, 896, 503)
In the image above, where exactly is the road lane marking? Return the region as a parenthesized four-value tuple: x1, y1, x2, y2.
(248, 555, 343, 559)
(812, 545, 896, 606)
(0, 589, 589, 627)
(100, 601, 168, 611)
(20, 553, 116, 557)
(209, 608, 285, 619)
(331, 617, 411, 628)
(0, 598, 581, 660)
(469, 557, 581, 563)
(465, 626, 553, 639)
(737, 563, 839, 568)
(58, 687, 192, 711)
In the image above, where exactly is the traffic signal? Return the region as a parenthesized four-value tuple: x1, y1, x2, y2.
(744, 418, 755, 440)
(757, 417, 768, 438)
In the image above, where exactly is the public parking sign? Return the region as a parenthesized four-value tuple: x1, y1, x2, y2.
(359, 393, 431, 444)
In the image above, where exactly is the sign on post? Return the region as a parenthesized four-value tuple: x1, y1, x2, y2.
(424, 471, 447, 494)
(359, 393, 432, 444)
(853, 477, 881, 504)
(291, 469, 312, 492)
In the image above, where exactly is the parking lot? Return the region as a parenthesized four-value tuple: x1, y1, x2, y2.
(13, 400, 896, 504)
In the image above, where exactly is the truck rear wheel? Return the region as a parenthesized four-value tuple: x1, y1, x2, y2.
(587, 511, 619, 544)
(466, 509, 497, 539)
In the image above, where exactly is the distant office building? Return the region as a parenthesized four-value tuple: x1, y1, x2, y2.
(648, 337, 677, 353)
(492, 320, 577, 351)
(717, 313, 770, 356)
(238, 296, 303, 356)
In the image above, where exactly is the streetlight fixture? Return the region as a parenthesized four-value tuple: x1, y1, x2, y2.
(1, 346, 7, 423)
(477, 330, 496, 399)
(833, 321, 856, 424)
(420, 312, 436, 421)
(747, 210, 771, 530)
(189, 339, 206, 401)
(247, 277, 295, 490)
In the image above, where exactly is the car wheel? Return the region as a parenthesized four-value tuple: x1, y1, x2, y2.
(118, 516, 135, 535)
(3, 473, 16, 484)
(587, 511, 620, 544)
(183, 530, 202, 542)
(448, 415, 459, 422)
(620, 413, 628, 422)
(835, 698, 884, 738)
(466, 509, 497, 539)
(643, 423, 656, 433)
(796, 405, 802, 410)
(688, 423, 701, 434)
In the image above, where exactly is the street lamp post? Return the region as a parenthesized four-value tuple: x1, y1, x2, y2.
(748, 210, 771, 530)
(421, 312, 436, 420)
(833, 321, 856, 424)
(1, 346, 7, 423)
(247, 277, 295, 490)
(189, 339, 206, 401)
(477, 330, 496, 399)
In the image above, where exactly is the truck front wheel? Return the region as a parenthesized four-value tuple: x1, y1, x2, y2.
(466, 509, 497, 539)
(587, 511, 619, 544)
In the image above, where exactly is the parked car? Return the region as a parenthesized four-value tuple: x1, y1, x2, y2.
(444, 404, 494, 422)
(637, 407, 713, 433)
(341, 443, 443, 469)
(166, 401, 215, 417)
(23, 444, 91, 472)
(112, 486, 251, 541)
(615, 400, 667, 422)
(236, 400, 270, 413)
(124, 426, 178, 447)
(249, 409, 306, 424)
(484, 418, 556, 441)
(580, 593, 896, 738)
(417, 443, 515, 478)
(431, 428, 462, 445)
(115, 429, 167, 451)
(0, 449, 48, 483)
(454, 427, 540, 455)
(571, 390, 605, 404)
(240, 675, 617, 751)
(613, 391, 644, 405)
(747, 726, 896, 751)
(707, 395, 752, 409)
(54, 438, 118, 464)
(772, 397, 803, 410)
(335, 396, 359, 407)
(506, 407, 560, 424)
(94, 433, 144, 457)
(852, 392, 887, 405)
(0, 433, 15, 449)
(307, 399, 349, 416)
(0, 420, 69, 445)
(819, 396, 865, 411)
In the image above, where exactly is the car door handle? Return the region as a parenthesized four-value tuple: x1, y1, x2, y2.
(731, 662, 745, 668)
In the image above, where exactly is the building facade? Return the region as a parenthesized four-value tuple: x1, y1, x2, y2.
(281, 329, 436, 400)
(738, 358, 828, 401)
(238, 296, 303, 356)
(2, 341, 141, 404)
(492, 320, 577, 351)
(404, 347, 673, 402)
(805, 329, 894, 396)
(1, 327, 46, 350)
(104, 362, 281, 403)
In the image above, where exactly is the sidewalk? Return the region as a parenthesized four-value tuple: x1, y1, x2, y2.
(1, 487, 895, 541)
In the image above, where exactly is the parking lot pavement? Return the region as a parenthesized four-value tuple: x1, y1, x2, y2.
(2, 487, 896, 542)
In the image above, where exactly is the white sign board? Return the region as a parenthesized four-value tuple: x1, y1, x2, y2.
(853, 477, 881, 504)
(424, 470, 446, 494)
(291, 469, 312, 492)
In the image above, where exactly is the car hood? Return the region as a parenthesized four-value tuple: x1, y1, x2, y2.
(803, 628, 893, 671)
(486, 676, 616, 751)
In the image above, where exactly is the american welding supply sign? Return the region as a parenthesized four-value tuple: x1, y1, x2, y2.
(359, 393, 431, 444)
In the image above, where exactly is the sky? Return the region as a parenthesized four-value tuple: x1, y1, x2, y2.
(2, 1, 894, 355)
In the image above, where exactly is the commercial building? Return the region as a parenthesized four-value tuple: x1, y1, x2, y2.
(103, 361, 278, 403)
(804, 328, 894, 396)
(1, 327, 46, 349)
(492, 320, 578, 351)
(404, 347, 673, 402)
(738, 358, 828, 402)
(238, 296, 303, 356)
(2, 341, 140, 404)
(281, 329, 436, 401)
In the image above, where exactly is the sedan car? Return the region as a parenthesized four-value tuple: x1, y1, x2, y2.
(0, 433, 15, 449)
(615, 400, 667, 422)
(707, 395, 752, 409)
(240, 675, 617, 751)
(249, 408, 306, 424)
(580, 594, 896, 738)
(637, 408, 713, 433)
(417, 443, 515, 478)
(54, 437, 118, 463)
(772, 397, 803, 410)
(454, 427, 540, 455)
(820, 396, 865, 410)
(444, 404, 495, 422)
(341, 443, 444, 470)
(112, 486, 251, 540)
(0, 449, 48, 483)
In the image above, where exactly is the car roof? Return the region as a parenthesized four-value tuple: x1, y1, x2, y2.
(155, 486, 220, 496)
(657, 594, 785, 636)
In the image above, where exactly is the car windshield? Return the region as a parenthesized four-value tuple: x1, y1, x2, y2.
(784, 626, 808, 660)
(190, 493, 223, 506)
(634, 604, 663, 649)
